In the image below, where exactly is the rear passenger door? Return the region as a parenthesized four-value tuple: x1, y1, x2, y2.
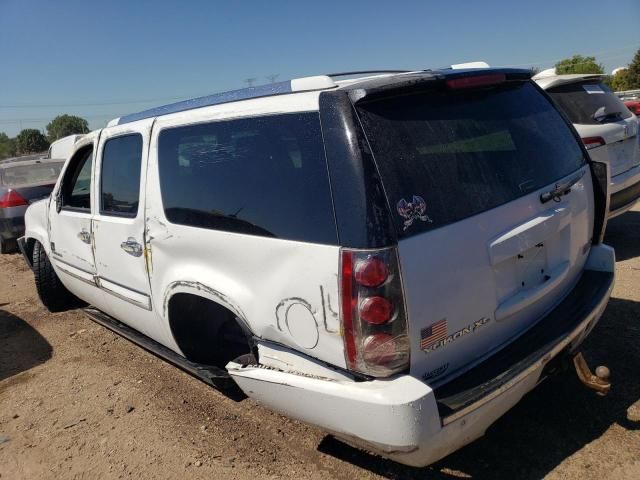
(92, 120, 153, 311)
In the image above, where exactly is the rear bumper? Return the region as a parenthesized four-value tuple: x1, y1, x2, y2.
(228, 244, 615, 467)
(609, 164, 640, 218)
(0, 215, 25, 240)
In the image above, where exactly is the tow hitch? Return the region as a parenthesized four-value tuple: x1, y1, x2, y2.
(573, 352, 611, 396)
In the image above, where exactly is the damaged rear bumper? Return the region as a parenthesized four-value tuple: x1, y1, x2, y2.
(227, 244, 615, 467)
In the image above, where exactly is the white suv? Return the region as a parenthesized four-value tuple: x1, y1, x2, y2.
(534, 69, 640, 218)
(19, 68, 615, 467)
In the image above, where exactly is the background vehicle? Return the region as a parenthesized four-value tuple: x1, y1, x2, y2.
(624, 99, 640, 115)
(534, 69, 640, 218)
(0, 158, 64, 253)
(20, 68, 614, 467)
(46, 134, 85, 161)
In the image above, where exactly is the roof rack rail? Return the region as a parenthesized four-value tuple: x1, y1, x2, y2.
(326, 70, 413, 78)
(113, 75, 337, 126)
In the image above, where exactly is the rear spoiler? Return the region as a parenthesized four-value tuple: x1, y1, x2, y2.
(345, 68, 532, 104)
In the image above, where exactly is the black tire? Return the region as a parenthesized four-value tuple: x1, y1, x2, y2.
(33, 241, 82, 312)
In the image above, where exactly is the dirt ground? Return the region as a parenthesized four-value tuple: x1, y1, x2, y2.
(1, 207, 640, 480)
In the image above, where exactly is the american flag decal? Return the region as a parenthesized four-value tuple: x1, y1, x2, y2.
(420, 319, 448, 350)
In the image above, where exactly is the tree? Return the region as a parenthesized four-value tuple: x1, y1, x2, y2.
(16, 129, 50, 154)
(609, 69, 631, 92)
(555, 55, 604, 75)
(0, 132, 17, 159)
(46, 114, 89, 142)
(626, 48, 640, 90)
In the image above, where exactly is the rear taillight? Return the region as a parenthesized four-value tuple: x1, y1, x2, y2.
(582, 136, 606, 150)
(446, 73, 506, 90)
(0, 190, 28, 208)
(340, 248, 410, 377)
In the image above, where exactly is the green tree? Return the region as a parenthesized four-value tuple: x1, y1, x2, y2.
(46, 114, 89, 142)
(626, 48, 640, 90)
(609, 69, 631, 92)
(0, 132, 17, 159)
(16, 129, 50, 154)
(555, 55, 604, 75)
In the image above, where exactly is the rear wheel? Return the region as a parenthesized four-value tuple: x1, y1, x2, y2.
(33, 241, 82, 312)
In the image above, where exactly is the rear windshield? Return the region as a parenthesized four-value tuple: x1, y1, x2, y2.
(1, 162, 64, 187)
(356, 81, 587, 237)
(547, 80, 633, 125)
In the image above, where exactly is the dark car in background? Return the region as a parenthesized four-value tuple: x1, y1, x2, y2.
(0, 158, 64, 252)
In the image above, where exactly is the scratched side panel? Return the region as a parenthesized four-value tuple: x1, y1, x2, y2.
(141, 92, 346, 369)
(147, 222, 345, 368)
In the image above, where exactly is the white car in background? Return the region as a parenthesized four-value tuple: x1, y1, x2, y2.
(46, 134, 85, 161)
(534, 68, 640, 218)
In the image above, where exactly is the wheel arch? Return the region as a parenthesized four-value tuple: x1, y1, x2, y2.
(163, 281, 254, 367)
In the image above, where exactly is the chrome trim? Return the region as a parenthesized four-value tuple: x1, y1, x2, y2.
(99, 275, 149, 297)
(52, 257, 150, 310)
(53, 256, 95, 275)
(54, 263, 96, 286)
(441, 274, 614, 426)
(99, 283, 152, 311)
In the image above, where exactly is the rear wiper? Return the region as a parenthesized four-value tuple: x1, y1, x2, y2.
(540, 171, 585, 204)
(593, 109, 622, 123)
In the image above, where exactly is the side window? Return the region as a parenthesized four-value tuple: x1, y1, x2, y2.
(158, 112, 337, 245)
(100, 134, 143, 217)
(61, 146, 93, 211)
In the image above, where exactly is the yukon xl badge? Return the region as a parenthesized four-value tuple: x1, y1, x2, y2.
(421, 317, 491, 354)
(397, 195, 432, 230)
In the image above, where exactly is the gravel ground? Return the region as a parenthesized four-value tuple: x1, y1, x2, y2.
(1, 205, 639, 480)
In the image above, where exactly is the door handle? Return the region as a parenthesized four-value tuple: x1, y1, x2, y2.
(77, 230, 91, 244)
(120, 237, 143, 257)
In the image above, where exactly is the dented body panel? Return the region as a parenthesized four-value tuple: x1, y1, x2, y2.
(228, 244, 615, 467)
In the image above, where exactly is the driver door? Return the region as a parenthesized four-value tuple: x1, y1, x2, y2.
(49, 133, 102, 303)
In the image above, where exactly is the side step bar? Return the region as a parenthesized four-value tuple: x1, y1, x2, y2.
(83, 307, 243, 399)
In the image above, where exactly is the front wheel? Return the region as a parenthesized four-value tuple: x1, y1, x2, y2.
(33, 241, 83, 312)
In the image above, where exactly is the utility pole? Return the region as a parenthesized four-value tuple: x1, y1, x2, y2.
(266, 74, 279, 84)
(244, 78, 257, 88)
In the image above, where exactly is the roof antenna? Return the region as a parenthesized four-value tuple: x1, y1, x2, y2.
(266, 74, 280, 84)
(244, 78, 257, 87)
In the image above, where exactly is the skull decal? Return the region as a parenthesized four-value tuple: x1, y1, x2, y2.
(397, 195, 432, 230)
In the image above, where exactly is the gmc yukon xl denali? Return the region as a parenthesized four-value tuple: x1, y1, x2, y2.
(19, 68, 615, 466)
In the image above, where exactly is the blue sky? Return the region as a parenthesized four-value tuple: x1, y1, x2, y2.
(1, 0, 638, 136)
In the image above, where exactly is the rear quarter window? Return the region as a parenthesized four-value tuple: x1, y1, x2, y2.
(157, 112, 337, 245)
(356, 81, 587, 237)
(547, 81, 633, 125)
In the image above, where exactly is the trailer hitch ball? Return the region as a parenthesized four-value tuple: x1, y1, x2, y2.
(595, 365, 610, 381)
(573, 352, 611, 396)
